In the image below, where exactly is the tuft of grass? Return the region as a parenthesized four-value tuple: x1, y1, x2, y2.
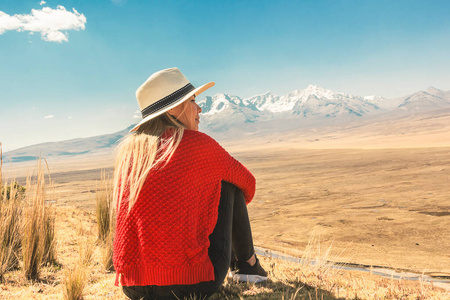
(102, 229, 115, 272)
(0, 182, 23, 282)
(95, 170, 115, 272)
(0, 145, 23, 282)
(22, 172, 45, 280)
(63, 263, 87, 300)
(22, 159, 56, 280)
(95, 171, 113, 242)
(43, 205, 57, 265)
(80, 237, 95, 267)
(63, 235, 95, 300)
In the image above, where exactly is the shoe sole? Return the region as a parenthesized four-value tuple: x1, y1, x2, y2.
(231, 273, 268, 283)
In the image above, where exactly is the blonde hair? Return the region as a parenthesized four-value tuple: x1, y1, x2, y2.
(113, 113, 186, 212)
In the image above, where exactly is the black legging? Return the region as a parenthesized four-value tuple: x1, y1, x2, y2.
(122, 181, 255, 300)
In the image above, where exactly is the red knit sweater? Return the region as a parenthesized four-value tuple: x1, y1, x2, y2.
(113, 129, 255, 286)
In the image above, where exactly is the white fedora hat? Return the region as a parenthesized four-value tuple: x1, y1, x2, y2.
(130, 67, 215, 132)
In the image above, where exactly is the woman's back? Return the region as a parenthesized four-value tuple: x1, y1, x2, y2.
(113, 129, 255, 286)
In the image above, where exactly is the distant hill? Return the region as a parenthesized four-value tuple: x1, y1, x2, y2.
(4, 125, 134, 163)
(396, 87, 450, 113)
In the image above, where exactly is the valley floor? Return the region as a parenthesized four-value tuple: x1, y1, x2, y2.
(5, 145, 449, 279)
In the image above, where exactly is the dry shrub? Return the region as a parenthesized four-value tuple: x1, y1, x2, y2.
(22, 159, 56, 280)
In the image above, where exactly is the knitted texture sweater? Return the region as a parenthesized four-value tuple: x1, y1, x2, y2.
(113, 129, 255, 286)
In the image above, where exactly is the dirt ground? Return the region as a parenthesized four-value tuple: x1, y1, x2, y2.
(237, 146, 450, 277)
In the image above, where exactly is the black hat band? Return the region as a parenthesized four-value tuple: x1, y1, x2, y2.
(141, 83, 195, 119)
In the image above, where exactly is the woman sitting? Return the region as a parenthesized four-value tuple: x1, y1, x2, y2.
(113, 67, 267, 299)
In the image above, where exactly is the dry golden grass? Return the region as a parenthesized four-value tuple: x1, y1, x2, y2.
(102, 229, 115, 273)
(63, 235, 95, 300)
(95, 171, 113, 243)
(22, 193, 45, 280)
(22, 159, 57, 280)
(0, 144, 22, 282)
(63, 262, 86, 300)
(43, 206, 57, 265)
(0, 206, 123, 299)
(95, 171, 115, 272)
(0, 182, 22, 282)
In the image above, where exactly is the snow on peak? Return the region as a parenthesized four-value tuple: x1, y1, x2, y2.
(426, 86, 442, 95)
(198, 93, 247, 115)
(364, 95, 387, 103)
(305, 84, 327, 92)
(200, 84, 384, 116)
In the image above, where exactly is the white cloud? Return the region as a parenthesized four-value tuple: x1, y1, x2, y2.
(40, 1, 46, 5)
(0, 5, 86, 43)
(132, 115, 141, 119)
(68, 116, 72, 119)
(44, 114, 54, 119)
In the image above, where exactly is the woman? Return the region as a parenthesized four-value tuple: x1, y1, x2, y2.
(113, 68, 267, 300)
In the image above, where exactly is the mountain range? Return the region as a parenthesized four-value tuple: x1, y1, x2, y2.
(4, 85, 450, 162)
(197, 85, 450, 132)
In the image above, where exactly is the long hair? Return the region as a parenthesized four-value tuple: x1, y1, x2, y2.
(113, 112, 186, 213)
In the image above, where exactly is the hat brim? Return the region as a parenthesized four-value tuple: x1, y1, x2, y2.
(130, 81, 215, 132)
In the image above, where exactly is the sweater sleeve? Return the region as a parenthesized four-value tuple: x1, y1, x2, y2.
(199, 132, 256, 204)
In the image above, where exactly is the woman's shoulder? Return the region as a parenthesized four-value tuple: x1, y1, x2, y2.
(182, 130, 228, 154)
(183, 130, 220, 145)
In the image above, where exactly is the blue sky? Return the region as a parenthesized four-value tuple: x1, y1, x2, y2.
(1, 0, 450, 151)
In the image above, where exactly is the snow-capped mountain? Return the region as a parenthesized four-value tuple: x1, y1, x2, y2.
(199, 93, 270, 132)
(197, 84, 384, 131)
(288, 85, 381, 118)
(197, 85, 450, 133)
(364, 95, 398, 110)
(245, 92, 288, 112)
(198, 85, 450, 132)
